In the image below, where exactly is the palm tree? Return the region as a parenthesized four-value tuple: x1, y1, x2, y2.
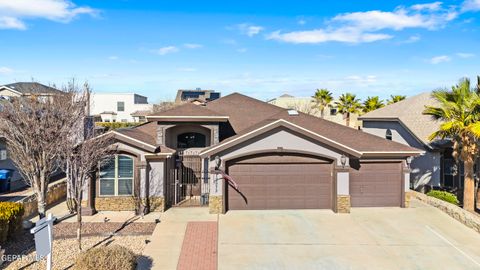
(423, 78, 480, 212)
(362, 96, 384, 113)
(387, 95, 406, 105)
(335, 93, 362, 127)
(312, 89, 333, 118)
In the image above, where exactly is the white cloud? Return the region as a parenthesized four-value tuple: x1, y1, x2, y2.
(345, 75, 378, 85)
(0, 0, 98, 30)
(456, 52, 475, 58)
(462, 0, 480, 11)
(267, 27, 392, 44)
(0, 66, 14, 74)
(411, 2, 443, 11)
(268, 2, 459, 44)
(237, 48, 247, 53)
(402, 34, 421, 43)
(183, 43, 203, 49)
(235, 23, 264, 37)
(0, 17, 26, 30)
(152, 46, 179, 56)
(108, 56, 119, 60)
(298, 19, 306, 25)
(430, 55, 451, 64)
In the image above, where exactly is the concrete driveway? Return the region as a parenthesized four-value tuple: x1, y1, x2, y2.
(218, 200, 480, 270)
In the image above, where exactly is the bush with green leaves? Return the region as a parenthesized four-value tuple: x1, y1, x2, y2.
(96, 122, 140, 131)
(0, 202, 25, 244)
(73, 245, 137, 270)
(427, 190, 459, 206)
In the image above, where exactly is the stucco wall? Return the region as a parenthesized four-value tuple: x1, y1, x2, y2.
(164, 124, 212, 149)
(207, 127, 350, 197)
(89, 93, 152, 122)
(362, 120, 440, 188)
(147, 160, 165, 197)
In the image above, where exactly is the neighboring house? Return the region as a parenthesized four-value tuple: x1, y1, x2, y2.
(175, 89, 221, 104)
(0, 82, 63, 191)
(89, 93, 153, 122)
(0, 82, 63, 100)
(268, 94, 360, 128)
(81, 93, 421, 216)
(359, 92, 464, 193)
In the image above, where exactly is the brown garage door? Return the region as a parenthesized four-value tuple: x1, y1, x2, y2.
(350, 162, 402, 207)
(227, 156, 333, 210)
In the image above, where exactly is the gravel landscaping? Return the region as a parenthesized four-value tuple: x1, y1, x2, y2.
(2, 221, 156, 269)
(5, 235, 150, 270)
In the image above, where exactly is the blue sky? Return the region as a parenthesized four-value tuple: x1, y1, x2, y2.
(0, 0, 479, 102)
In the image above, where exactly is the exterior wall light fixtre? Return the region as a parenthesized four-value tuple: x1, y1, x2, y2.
(340, 154, 347, 168)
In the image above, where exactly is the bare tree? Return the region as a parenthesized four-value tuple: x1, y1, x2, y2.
(288, 101, 317, 116)
(61, 82, 115, 250)
(0, 83, 81, 218)
(152, 101, 176, 113)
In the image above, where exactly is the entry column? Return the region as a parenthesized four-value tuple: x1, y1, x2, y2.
(335, 167, 351, 213)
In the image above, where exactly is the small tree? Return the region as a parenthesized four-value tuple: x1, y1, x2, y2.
(0, 84, 80, 218)
(312, 89, 333, 118)
(387, 95, 406, 105)
(63, 82, 115, 250)
(362, 96, 384, 113)
(335, 93, 361, 127)
(152, 101, 176, 113)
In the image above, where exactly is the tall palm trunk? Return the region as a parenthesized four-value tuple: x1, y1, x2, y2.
(320, 108, 325, 119)
(464, 159, 475, 212)
(345, 113, 350, 127)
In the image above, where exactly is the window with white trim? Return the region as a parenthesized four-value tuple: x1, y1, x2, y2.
(99, 155, 134, 196)
(0, 149, 7, 160)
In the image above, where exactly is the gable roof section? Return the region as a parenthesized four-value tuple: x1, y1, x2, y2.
(111, 122, 174, 154)
(206, 93, 285, 132)
(200, 108, 423, 158)
(359, 92, 442, 147)
(146, 103, 229, 122)
(2, 82, 63, 95)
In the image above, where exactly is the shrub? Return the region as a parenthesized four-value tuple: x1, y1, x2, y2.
(96, 122, 140, 131)
(0, 202, 25, 244)
(73, 245, 137, 270)
(427, 190, 459, 206)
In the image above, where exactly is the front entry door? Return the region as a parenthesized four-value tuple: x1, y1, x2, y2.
(171, 152, 206, 206)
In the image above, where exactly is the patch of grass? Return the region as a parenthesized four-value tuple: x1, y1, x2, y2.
(73, 245, 137, 270)
(427, 190, 459, 206)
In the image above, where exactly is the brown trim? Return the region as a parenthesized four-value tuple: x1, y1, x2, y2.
(146, 117, 229, 122)
(110, 132, 157, 152)
(221, 148, 338, 166)
(200, 120, 362, 158)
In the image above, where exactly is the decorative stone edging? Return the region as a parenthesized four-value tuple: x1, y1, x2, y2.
(411, 191, 480, 234)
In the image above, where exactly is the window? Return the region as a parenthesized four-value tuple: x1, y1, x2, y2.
(99, 155, 134, 196)
(121, 119, 128, 123)
(117, 101, 125, 112)
(177, 132, 206, 148)
(330, 108, 337, 115)
(0, 149, 6, 160)
(385, 129, 393, 140)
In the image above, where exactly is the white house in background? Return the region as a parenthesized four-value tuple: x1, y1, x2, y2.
(89, 93, 153, 122)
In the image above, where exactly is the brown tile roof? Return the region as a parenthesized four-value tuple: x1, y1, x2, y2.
(206, 93, 284, 132)
(148, 103, 226, 117)
(115, 122, 174, 153)
(202, 93, 422, 156)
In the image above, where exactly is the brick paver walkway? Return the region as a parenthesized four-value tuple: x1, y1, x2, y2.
(177, 221, 218, 270)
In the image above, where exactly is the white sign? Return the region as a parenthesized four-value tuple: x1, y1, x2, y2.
(30, 213, 55, 270)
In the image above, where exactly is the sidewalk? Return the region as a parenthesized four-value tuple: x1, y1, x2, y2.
(138, 207, 218, 270)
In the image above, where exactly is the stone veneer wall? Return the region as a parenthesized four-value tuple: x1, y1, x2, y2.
(95, 197, 136, 211)
(405, 191, 413, 208)
(209, 195, 223, 214)
(412, 191, 480, 234)
(336, 195, 351, 213)
(21, 179, 67, 218)
(94, 196, 165, 212)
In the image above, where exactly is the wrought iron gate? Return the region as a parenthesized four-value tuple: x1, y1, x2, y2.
(167, 151, 209, 207)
